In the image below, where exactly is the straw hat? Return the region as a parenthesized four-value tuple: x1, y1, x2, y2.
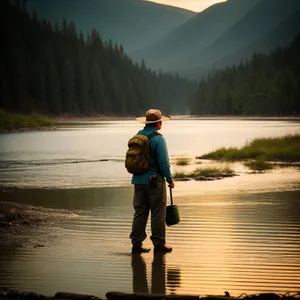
(136, 109, 171, 124)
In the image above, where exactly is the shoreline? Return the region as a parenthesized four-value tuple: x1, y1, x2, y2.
(0, 201, 76, 248)
(1, 115, 299, 134)
(0, 289, 297, 300)
(54, 114, 300, 122)
(0, 126, 58, 134)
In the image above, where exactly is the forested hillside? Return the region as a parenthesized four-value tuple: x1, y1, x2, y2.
(0, 1, 197, 116)
(189, 34, 300, 116)
(27, 0, 195, 53)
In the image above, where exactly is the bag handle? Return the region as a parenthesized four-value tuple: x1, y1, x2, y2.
(169, 187, 174, 206)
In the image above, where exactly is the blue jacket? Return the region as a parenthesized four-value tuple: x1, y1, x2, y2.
(131, 126, 173, 185)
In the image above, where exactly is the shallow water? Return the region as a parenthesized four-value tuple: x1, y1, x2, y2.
(0, 119, 300, 297)
(0, 187, 299, 297)
(0, 119, 299, 188)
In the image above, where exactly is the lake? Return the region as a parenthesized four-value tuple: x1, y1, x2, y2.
(0, 119, 300, 298)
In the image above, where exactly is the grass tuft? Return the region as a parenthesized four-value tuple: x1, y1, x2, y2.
(173, 166, 234, 179)
(175, 158, 191, 166)
(244, 156, 274, 172)
(198, 134, 300, 162)
(173, 172, 187, 179)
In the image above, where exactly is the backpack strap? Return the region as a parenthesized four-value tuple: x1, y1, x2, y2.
(147, 131, 161, 140)
(146, 131, 162, 176)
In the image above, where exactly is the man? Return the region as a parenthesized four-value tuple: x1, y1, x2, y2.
(129, 109, 175, 253)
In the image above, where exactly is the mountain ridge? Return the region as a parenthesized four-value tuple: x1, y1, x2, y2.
(132, 0, 261, 68)
(180, 0, 300, 72)
(27, 0, 196, 53)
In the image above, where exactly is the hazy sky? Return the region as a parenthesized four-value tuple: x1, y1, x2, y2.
(146, 0, 227, 12)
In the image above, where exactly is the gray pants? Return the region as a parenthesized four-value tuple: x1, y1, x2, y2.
(130, 175, 166, 247)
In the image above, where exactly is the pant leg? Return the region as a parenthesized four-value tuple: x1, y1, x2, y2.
(148, 175, 167, 246)
(130, 184, 150, 245)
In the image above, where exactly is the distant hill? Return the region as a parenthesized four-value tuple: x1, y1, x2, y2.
(27, 0, 196, 53)
(133, 0, 300, 75)
(179, 0, 300, 73)
(132, 0, 261, 69)
(210, 8, 300, 70)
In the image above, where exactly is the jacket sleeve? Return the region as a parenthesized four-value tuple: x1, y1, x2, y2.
(155, 136, 173, 183)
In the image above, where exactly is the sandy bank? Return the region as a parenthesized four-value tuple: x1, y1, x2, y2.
(0, 201, 76, 248)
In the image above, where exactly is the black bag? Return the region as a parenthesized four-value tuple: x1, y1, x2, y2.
(166, 187, 180, 227)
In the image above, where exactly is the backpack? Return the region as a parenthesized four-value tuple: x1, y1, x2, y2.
(125, 132, 160, 174)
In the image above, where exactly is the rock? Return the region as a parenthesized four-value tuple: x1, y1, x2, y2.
(174, 177, 192, 182)
(27, 292, 41, 299)
(195, 176, 214, 181)
(106, 291, 199, 300)
(0, 221, 11, 227)
(20, 292, 42, 299)
(0, 213, 5, 221)
(6, 291, 22, 298)
(219, 173, 237, 178)
(54, 292, 98, 299)
(21, 220, 31, 225)
(0, 292, 6, 298)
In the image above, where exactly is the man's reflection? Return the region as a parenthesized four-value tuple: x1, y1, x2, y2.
(131, 252, 149, 293)
(151, 252, 166, 294)
(131, 252, 181, 295)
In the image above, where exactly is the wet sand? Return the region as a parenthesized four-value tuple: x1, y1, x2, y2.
(0, 201, 76, 248)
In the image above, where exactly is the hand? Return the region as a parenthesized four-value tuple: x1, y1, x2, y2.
(168, 181, 175, 189)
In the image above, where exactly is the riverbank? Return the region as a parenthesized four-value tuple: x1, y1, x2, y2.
(0, 200, 76, 248)
(0, 126, 57, 134)
(0, 110, 56, 133)
(0, 288, 298, 300)
(199, 134, 300, 163)
(1, 112, 300, 133)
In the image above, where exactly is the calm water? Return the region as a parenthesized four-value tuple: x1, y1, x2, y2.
(0, 119, 300, 298)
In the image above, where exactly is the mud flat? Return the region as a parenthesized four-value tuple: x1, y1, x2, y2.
(0, 200, 76, 248)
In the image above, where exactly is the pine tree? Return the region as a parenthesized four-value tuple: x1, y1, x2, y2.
(61, 58, 77, 114)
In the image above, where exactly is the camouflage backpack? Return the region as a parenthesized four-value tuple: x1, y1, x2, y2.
(125, 132, 160, 174)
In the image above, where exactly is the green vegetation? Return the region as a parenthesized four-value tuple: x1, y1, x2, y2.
(198, 135, 300, 162)
(173, 172, 187, 179)
(244, 157, 274, 172)
(0, 110, 54, 131)
(175, 158, 191, 166)
(173, 166, 234, 179)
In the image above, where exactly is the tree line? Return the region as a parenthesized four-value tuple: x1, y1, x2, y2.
(190, 33, 300, 116)
(1, 0, 299, 117)
(0, 0, 197, 116)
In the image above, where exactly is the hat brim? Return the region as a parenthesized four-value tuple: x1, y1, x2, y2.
(136, 115, 171, 124)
